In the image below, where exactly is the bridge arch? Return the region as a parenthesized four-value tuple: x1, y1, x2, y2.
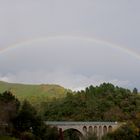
(94, 126, 98, 135)
(63, 128, 83, 140)
(89, 126, 93, 133)
(103, 126, 107, 135)
(108, 125, 113, 133)
(83, 126, 87, 133)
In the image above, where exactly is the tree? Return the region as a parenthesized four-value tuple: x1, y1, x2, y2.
(13, 100, 59, 140)
(0, 91, 20, 135)
(133, 88, 138, 94)
(63, 129, 81, 140)
(102, 122, 139, 140)
(13, 100, 37, 132)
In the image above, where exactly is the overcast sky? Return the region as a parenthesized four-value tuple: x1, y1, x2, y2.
(0, 0, 140, 90)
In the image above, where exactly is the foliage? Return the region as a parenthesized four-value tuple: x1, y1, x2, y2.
(133, 112, 140, 136)
(63, 129, 82, 140)
(102, 122, 139, 140)
(0, 91, 59, 140)
(20, 131, 35, 140)
(0, 82, 140, 139)
(133, 88, 138, 94)
(13, 100, 59, 140)
(0, 91, 20, 135)
(0, 136, 18, 140)
(43, 83, 140, 139)
(0, 81, 67, 104)
(44, 83, 140, 122)
(13, 100, 38, 132)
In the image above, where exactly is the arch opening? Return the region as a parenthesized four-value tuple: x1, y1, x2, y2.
(63, 128, 83, 140)
(99, 126, 102, 137)
(103, 126, 107, 135)
(88, 126, 93, 133)
(94, 126, 97, 135)
(108, 126, 113, 133)
(83, 126, 87, 133)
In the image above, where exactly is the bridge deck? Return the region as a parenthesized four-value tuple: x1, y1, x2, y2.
(45, 121, 118, 126)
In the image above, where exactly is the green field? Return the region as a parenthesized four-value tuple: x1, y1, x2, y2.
(0, 81, 68, 103)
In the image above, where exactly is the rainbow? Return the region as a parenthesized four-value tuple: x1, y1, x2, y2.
(0, 35, 140, 60)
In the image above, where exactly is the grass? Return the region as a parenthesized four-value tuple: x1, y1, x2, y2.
(0, 81, 68, 103)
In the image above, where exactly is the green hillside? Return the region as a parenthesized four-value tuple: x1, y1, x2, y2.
(0, 81, 68, 103)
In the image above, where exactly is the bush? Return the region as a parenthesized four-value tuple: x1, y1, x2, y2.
(102, 122, 139, 140)
(20, 131, 35, 140)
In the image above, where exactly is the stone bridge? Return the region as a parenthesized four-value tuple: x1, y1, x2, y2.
(45, 121, 121, 139)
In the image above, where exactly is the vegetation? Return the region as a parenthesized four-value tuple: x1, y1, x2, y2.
(0, 81, 68, 103)
(43, 83, 140, 139)
(63, 129, 81, 140)
(44, 83, 140, 122)
(0, 136, 18, 140)
(102, 122, 140, 140)
(0, 91, 20, 135)
(0, 82, 140, 139)
(0, 91, 59, 140)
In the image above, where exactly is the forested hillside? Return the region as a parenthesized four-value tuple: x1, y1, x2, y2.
(0, 83, 140, 139)
(44, 83, 140, 122)
(42, 83, 140, 139)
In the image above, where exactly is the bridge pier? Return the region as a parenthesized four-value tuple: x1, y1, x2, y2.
(59, 128, 64, 140)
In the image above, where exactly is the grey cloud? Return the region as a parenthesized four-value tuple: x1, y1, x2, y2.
(0, 0, 140, 89)
(0, 38, 139, 89)
(0, 70, 130, 91)
(0, 1, 140, 49)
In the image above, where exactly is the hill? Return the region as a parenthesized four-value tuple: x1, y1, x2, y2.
(44, 83, 140, 121)
(0, 81, 68, 103)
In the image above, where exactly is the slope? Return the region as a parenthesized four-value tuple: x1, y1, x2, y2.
(0, 81, 68, 103)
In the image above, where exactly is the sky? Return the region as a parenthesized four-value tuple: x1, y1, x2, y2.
(0, 0, 140, 90)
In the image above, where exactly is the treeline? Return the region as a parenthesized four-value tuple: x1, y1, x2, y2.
(0, 83, 140, 140)
(0, 91, 59, 140)
(44, 83, 140, 121)
(43, 83, 140, 139)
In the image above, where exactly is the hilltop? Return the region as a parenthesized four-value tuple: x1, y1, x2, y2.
(44, 83, 140, 121)
(0, 81, 68, 103)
